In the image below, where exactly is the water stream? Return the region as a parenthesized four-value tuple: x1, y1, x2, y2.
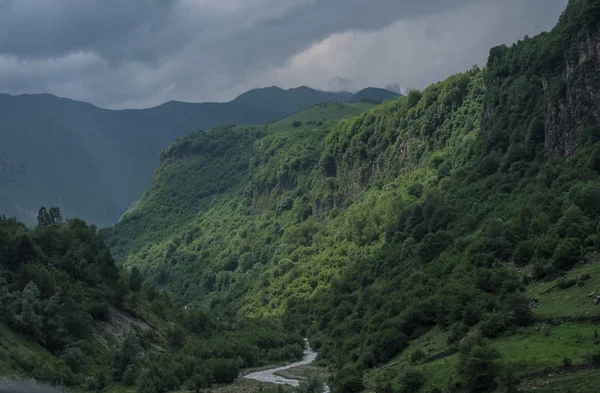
(244, 339, 329, 392)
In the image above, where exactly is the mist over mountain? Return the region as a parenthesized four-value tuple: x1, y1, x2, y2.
(0, 86, 396, 226)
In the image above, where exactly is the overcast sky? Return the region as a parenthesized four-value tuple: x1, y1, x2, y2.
(0, 0, 568, 109)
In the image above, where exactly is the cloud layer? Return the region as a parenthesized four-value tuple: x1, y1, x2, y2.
(0, 0, 568, 108)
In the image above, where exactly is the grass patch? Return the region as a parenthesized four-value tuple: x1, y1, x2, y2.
(366, 321, 600, 392)
(364, 328, 459, 393)
(527, 262, 600, 318)
(520, 368, 600, 393)
(416, 355, 459, 391)
(493, 323, 600, 373)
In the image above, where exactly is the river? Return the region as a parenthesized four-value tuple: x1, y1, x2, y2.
(244, 339, 329, 392)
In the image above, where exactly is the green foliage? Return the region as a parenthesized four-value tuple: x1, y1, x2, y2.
(398, 368, 426, 393)
(100, 2, 600, 392)
(0, 209, 121, 355)
(458, 334, 500, 392)
(206, 358, 239, 384)
(295, 373, 325, 393)
(185, 366, 214, 393)
(410, 349, 426, 365)
(0, 209, 304, 392)
(332, 367, 364, 393)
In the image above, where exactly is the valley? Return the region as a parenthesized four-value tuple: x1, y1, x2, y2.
(2, 1, 600, 393)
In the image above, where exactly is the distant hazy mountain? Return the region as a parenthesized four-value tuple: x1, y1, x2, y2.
(233, 86, 353, 113)
(0, 93, 284, 226)
(349, 87, 400, 103)
(0, 85, 399, 226)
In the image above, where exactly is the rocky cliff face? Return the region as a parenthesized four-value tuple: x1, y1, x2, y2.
(482, 0, 600, 158)
(543, 32, 600, 157)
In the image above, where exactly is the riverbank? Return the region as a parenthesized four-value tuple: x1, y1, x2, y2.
(243, 339, 329, 393)
(208, 377, 291, 393)
(273, 365, 328, 383)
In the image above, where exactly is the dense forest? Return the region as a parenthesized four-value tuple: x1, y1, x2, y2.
(0, 208, 303, 393)
(106, 0, 600, 391)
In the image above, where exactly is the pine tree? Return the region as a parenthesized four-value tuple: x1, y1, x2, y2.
(37, 206, 51, 227)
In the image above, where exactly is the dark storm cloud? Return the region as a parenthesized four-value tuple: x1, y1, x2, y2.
(0, 0, 568, 108)
(173, 0, 484, 77)
(0, 0, 181, 63)
(1, 0, 478, 66)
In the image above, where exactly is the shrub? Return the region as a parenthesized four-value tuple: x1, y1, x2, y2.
(410, 349, 426, 364)
(590, 349, 600, 367)
(478, 313, 507, 338)
(502, 293, 534, 327)
(371, 328, 408, 365)
(60, 347, 87, 373)
(295, 373, 325, 393)
(333, 367, 364, 393)
(458, 334, 500, 392)
(407, 90, 423, 108)
(292, 121, 303, 128)
(495, 366, 519, 393)
(167, 327, 186, 349)
(447, 322, 469, 346)
(207, 358, 239, 384)
(185, 367, 214, 393)
(89, 303, 111, 321)
(512, 241, 534, 266)
(85, 375, 106, 392)
(122, 364, 139, 386)
(557, 277, 577, 289)
(398, 368, 426, 393)
(552, 238, 582, 271)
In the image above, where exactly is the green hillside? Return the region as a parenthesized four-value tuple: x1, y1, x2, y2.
(0, 210, 303, 393)
(103, 0, 600, 391)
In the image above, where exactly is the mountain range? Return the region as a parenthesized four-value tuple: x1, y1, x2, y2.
(0, 86, 398, 226)
(4, 0, 600, 392)
(105, 0, 600, 391)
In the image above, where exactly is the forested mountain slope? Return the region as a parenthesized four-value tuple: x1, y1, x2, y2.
(0, 209, 303, 393)
(107, 0, 600, 391)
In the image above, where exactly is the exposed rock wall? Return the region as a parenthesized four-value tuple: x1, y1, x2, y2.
(543, 32, 600, 156)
